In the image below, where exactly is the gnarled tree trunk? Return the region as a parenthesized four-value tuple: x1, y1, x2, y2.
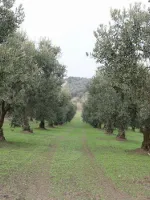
(140, 127, 150, 151)
(98, 123, 102, 129)
(39, 120, 45, 129)
(103, 124, 106, 130)
(117, 127, 126, 140)
(0, 101, 10, 141)
(105, 121, 113, 134)
(0, 127, 5, 141)
(22, 109, 33, 133)
(22, 118, 32, 132)
(105, 128, 114, 134)
(0, 114, 5, 141)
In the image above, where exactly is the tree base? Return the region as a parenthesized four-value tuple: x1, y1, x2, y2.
(117, 129, 126, 140)
(38, 127, 47, 130)
(105, 129, 113, 135)
(39, 120, 46, 129)
(0, 136, 5, 141)
(0, 128, 5, 141)
(141, 140, 150, 151)
(23, 126, 33, 133)
(140, 127, 150, 152)
(116, 137, 127, 141)
(22, 129, 33, 134)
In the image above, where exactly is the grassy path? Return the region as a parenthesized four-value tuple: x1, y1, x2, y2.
(0, 113, 150, 199)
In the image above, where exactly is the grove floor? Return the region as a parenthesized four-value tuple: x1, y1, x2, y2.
(0, 113, 150, 200)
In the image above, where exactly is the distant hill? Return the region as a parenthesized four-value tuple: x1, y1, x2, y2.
(65, 77, 91, 98)
(63, 77, 90, 110)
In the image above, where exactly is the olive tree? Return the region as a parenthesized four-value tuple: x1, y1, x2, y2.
(0, 32, 38, 140)
(34, 39, 66, 129)
(92, 3, 150, 139)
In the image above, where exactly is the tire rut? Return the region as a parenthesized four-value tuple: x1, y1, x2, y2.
(0, 141, 58, 200)
(82, 135, 134, 200)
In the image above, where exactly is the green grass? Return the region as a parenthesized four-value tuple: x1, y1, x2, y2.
(0, 113, 150, 199)
(87, 128, 150, 197)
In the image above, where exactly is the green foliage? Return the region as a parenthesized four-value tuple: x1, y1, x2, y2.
(82, 71, 119, 131)
(7, 38, 76, 131)
(0, 7, 75, 138)
(66, 102, 77, 122)
(0, 32, 38, 110)
(83, 3, 150, 145)
(0, 32, 39, 134)
(10, 106, 22, 128)
(52, 91, 77, 125)
(34, 39, 66, 127)
(0, 0, 24, 43)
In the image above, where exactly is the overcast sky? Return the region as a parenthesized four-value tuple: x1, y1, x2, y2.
(16, 0, 149, 78)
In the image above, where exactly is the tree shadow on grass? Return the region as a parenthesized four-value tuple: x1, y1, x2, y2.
(125, 148, 149, 156)
(127, 139, 141, 145)
(92, 145, 122, 154)
(0, 141, 37, 149)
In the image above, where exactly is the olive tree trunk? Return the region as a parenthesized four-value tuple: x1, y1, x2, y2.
(22, 117, 32, 132)
(22, 109, 33, 133)
(105, 121, 113, 134)
(39, 120, 45, 129)
(0, 114, 5, 141)
(140, 127, 150, 151)
(105, 128, 114, 134)
(0, 101, 10, 141)
(0, 127, 5, 141)
(132, 126, 135, 132)
(98, 123, 102, 129)
(117, 127, 126, 140)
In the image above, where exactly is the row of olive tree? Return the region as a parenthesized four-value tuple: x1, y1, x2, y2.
(0, 0, 76, 141)
(83, 2, 150, 151)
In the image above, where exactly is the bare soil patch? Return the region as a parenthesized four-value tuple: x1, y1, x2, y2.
(136, 176, 150, 185)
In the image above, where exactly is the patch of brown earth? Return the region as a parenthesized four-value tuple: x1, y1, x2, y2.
(135, 176, 150, 185)
(127, 148, 149, 155)
(132, 176, 150, 198)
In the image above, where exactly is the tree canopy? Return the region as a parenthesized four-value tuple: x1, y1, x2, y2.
(0, 1, 76, 141)
(83, 3, 150, 151)
(65, 77, 90, 98)
(0, 0, 24, 43)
